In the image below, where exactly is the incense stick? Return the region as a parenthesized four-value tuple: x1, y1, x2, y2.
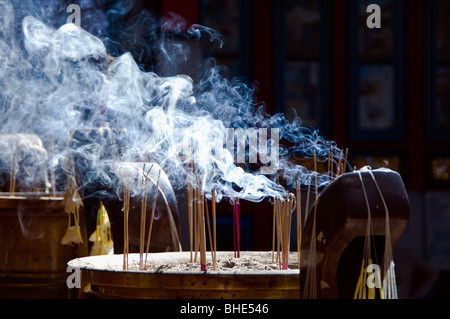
(236, 198, 240, 258)
(336, 151, 343, 177)
(123, 187, 130, 270)
(204, 198, 214, 268)
(199, 192, 207, 271)
(282, 199, 288, 270)
(328, 147, 332, 182)
(276, 199, 282, 265)
(194, 188, 199, 263)
(144, 168, 161, 268)
(296, 179, 301, 269)
(288, 196, 295, 268)
(342, 148, 349, 176)
(139, 165, 148, 270)
(304, 149, 319, 298)
(329, 146, 334, 180)
(187, 180, 193, 263)
(272, 197, 277, 263)
(233, 198, 240, 258)
(233, 199, 236, 258)
(304, 179, 311, 227)
(212, 187, 217, 271)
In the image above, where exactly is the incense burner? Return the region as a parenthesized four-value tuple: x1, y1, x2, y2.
(68, 251, 300, 299)
(0, 192, 87, 298)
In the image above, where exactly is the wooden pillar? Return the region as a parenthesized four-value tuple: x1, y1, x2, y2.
(331, 0, 349, 148)
(405, 0, 426, 191)
(251, 0, 275, 114)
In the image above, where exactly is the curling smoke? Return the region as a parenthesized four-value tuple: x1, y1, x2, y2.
(0, 1, 344, 203)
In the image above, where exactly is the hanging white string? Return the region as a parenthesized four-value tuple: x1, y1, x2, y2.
(368, 170, 398, 299)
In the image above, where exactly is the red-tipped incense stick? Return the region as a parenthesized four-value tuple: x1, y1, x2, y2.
(233, 198, 240, 258)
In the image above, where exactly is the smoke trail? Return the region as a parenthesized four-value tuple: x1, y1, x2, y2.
(0, 1, 343, 204)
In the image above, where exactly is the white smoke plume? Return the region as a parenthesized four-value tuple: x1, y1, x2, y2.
(0, 1, 344, 203)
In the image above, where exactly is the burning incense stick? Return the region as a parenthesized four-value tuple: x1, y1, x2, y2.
(329, 146, 334, 181)
(139, 166, 148, 270)
(204, 197, 214, 267)
(296, 179, 301, 269)
(123, 187, 131, 270)
(281, 199, 288, 269)
(272, 197, 277, 263)
(278, 195, 295, 270)
(304, 179, 311, 227)
(144, 168, 161, 268)
(336, 150, 343, 177)
(198, 191, 207, 271)
(187, 181, 193, 263)
(237, 198, 240, 258)
(233, 198, 240, 258)
(194, 188, 199, 263)
(342, 148, 349, 176)
(287, 196, 295, 269)
(276, 198, 284, 266)
(328, 147, 332, 182)
(304, 149, 319, 298)
(212, 187, 217, 271)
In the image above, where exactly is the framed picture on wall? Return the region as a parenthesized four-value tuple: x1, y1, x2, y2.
(199, 0, 251, 79)
(426, 151, 450, 188)
(435, 67, 450, 132)
(284, 0, 321, 60)
(284, 61, 321, 128)
(427, 0, 450, 139)
(348, 151, 405, 182)
(357, 65, 395, 131)
(273, 0, 331, 136)
(358, 0, 394, 61)
(436, 0, 450, 64)
(349, 0, 404, 140)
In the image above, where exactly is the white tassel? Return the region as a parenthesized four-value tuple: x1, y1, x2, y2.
(383, 260, 398, 299)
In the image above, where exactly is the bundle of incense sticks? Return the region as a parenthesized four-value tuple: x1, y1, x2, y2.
(233, 198, 240, 258)
(187, 181, 216, 271)
(328, 147, 349, 181)
(272, 195, 296, 270)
